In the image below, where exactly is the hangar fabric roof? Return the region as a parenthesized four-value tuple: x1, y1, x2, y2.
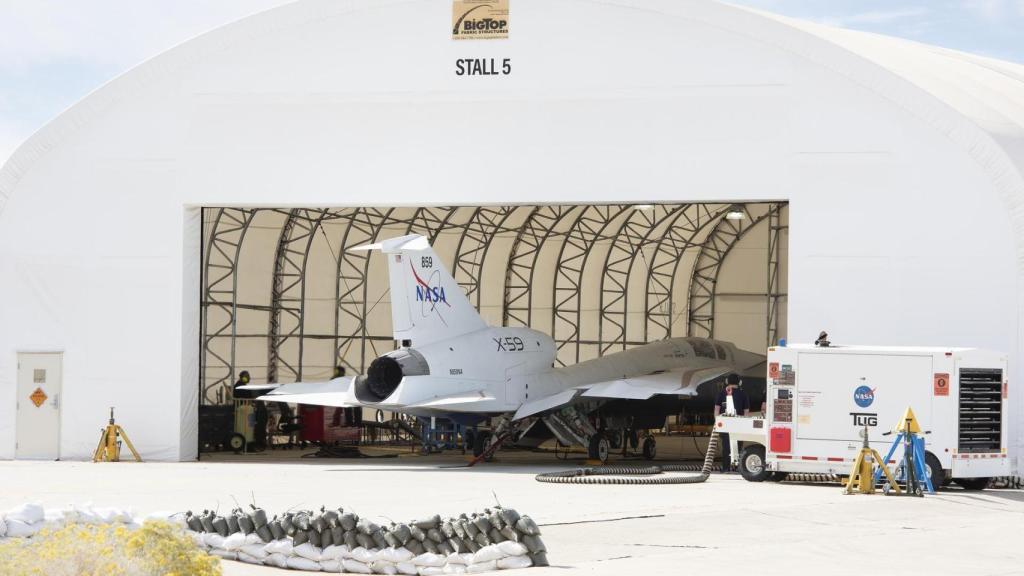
(1, 0, 1023, 219)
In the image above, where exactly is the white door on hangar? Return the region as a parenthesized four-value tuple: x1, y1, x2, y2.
(16, 352, 63, 460)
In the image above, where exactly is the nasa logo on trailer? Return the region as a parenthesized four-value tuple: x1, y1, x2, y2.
(854, 385, 875, 408)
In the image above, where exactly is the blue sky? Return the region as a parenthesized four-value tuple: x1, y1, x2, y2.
(1, 0, 1023, 166)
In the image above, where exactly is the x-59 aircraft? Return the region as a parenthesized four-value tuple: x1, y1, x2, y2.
(249, 234, 766, 462)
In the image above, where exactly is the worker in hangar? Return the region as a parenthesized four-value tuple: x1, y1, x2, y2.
(714, 374, 750, 471)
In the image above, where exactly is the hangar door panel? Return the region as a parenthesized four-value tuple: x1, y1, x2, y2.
(796, 353, 932, 442)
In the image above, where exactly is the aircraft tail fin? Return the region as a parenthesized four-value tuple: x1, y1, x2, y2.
(350, 234, 486, 345)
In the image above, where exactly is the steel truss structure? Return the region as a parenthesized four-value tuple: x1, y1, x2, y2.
(201, 203, 788, 405)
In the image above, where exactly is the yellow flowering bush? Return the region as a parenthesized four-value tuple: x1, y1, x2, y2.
(0, 520, 221, 576)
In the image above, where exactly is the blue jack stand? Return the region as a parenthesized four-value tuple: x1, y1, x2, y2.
(873, 407, 935, 496)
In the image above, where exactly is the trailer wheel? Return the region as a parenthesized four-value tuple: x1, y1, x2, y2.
(229, 433, 246, 454)
(767, 472, 788, 482)
(739, 445, 770, 482)
(924, 452, 945, 490)
(641, 436, 656, 460)
(954, 477, 990, 491)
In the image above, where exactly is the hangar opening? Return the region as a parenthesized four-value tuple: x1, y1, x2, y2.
(199, 202, 789, 455)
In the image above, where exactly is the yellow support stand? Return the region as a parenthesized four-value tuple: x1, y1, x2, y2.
(844, 425, 898, 495)
(93, 407, 142, 463)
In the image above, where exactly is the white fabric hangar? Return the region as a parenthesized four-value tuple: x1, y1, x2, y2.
(0, 0, 1022, 464)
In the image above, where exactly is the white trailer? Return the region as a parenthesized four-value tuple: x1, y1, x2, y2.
(717, 345, 1010, 489)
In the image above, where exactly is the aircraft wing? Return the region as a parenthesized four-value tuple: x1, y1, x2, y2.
(512, 366, 733, 421)
(256, 377, 358, 408)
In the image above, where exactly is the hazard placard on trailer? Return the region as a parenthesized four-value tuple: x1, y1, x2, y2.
(769, 362, 779, 379)
(933, 373, 949, 396)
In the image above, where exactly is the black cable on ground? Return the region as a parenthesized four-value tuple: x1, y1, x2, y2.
(535, 432, 719, 485)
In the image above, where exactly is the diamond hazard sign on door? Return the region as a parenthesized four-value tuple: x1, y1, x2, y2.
(30, 387, 47, 408)
(933, 373, 950, 396)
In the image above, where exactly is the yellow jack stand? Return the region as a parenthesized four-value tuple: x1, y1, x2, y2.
(844, 425, 898, 495)
(93, 407, 142, 462)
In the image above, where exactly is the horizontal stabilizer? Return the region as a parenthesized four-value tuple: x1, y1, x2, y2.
(257, 377, 355, 408)
(405, 390, 495, 409)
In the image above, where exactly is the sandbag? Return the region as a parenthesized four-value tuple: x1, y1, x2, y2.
(351, 546, 376, 564)
(287, 555, 323, 571)
(372, 560, 399, 575)
(293, 529, 310, 547)
(308, 529, 323, 548)
(397, 562, 419, 575)
(186, 513, 203, 532)
(377, 547, 413, 563)
(514, 517, 540, 536)
(237, 515, 254, 534)
(472, 544, 504, 564)
(499, 526, 518, 543)
(384, 530, 401, 548)
(345, 530, 360, 549)
(412, 552, 446, 567)
(443, 565, 467, 575)
(244, 533, 263, 546)
(471, 516, 492, 535)
(357, 518, 380, 535)
(419, 568, 444, 576)
(446, 552, 469, 565)
(409, 525, 427, 542)
(497, 509, 520, 528)
(266, 539, 294, 556)
(497, 555, 533, 570)
(497, 541, 528, 557)
(473, 532, 491, 547)
(240, 544, 269, 560)
(5, 519, 40, 538)
(237, 552, 263, 565)
(529, 552, 549, 567)
(295, 542, 324, 561)
(437, 541, 454, 556)
(356, 532, 376, 549)
(393, 523, 412, 544)
(202, 533, 225, 549)
(321, 559, 343, 573)
(269, 520, 286, 540)
(423, 539, 440, 554)
(250, 508, 268, 528)
(331, 526, 345, 546)
(210, 549, 237, 561)
(372, 531, 389, 549)
(487, 511, 504, 531)
(427, 527, 445, 544)
(488, 528, 506, 544)
(447, 538, 466, 554)
(322, 544, 349, 561)
(340, 513, 358, 531)
(414, 515, 441, 530)
(313, 515, 327, 533)
(407, 539, 426, 555)
(255, 524, 273, 543)
(221, 532, 246, 551)
(343, 559, 373, 574)
(521, 535, 545, 554)
(466, 560, 497, 574)
(226, 514, 240, 534)
(266, 553, 290, 568)
(295, 512, 312, 531)
(323, 510, 339, 528)
(212, 516, 229, 537)
(6, 503, 44, 525)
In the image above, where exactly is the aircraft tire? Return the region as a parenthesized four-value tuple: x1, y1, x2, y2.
(588, 435, 610, 463)
(473, 431, 494, 461)
(641, 436, 656, 460)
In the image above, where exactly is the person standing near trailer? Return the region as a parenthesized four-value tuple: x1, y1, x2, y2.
(714, 374, 750, 471)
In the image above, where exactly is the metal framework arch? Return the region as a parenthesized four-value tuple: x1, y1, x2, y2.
(686, 203, 784, 342)
(551, 204, 633, 365)
(201, 207, 255, 404)
(643, 204, 732, 342)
